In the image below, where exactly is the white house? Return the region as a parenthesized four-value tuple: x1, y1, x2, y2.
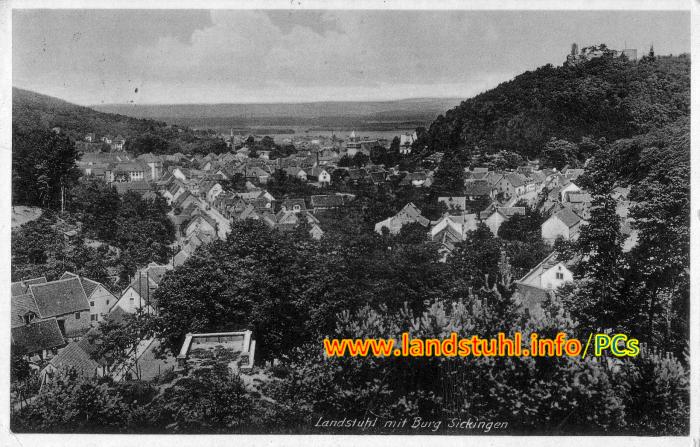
(559, 182, 581, 202)
(399, 132, 417, 155)
(172, 167, 188, 181)
(374, 202, 430, 235)
(495, 173, 528, 199)
(514, 251, 574, 317)
(541, 207, 585, 244)
(113, 277, 158, 315)
(60, 272, 116, 324)
(111, 264, 172, 314)
(482, 207, 525, 236)
(309, 224, 324, 240)
(312, 167, 332, 185)
(517, 252, 574, 291)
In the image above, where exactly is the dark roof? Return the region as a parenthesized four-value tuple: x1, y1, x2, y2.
(464, 181, 492, 196)
(29, 277, 90, 318)
(566, 192, 592, 204)
(11, 294, 40, 327)
(11, 277, 47, 297)
(187, 212, 218, 232)
(504, 173, 527, 188)
(143, 264, 171, 285)
(310, 195, 344, 209)
(497, 207, 526, 218)
(126, 275, 157, 304)
(281, 198, 306, 210)
(49, 342, 101, 377)
(60, 272, 107, 297)
(11, 319, 65, 355)
(348, 169, 366, 180)
(554, 207, 582, 228)
(80, 278, 102, 297)
(174, 191, 194, 207)
(167, 182, 182, 195)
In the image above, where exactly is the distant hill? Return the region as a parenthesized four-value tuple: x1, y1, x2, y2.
(92, 98, 463, 130)
(12, 88, 229, 156)
(416, 53, 690, 159)
(12, 87, 181, 142)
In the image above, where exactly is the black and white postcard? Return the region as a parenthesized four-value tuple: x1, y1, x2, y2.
(2, 2, 697, 447)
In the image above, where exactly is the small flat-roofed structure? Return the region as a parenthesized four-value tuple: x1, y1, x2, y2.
(176, 330, 256, 372)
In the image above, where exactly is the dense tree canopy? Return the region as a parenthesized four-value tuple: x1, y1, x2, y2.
(415, 54, 689, 160)
(12, 128, 81, 208)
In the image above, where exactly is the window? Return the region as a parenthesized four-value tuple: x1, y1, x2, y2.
(91, 314, 97, 321)
(75, 312, 81, 319)
(556, 272, 564, 280)
(130, 296, 134, 302)
(23, 312, 36, 325)
(106, 300, 110, 306)
(90, 301, 94, 307)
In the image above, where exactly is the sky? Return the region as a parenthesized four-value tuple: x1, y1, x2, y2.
(12, 9, 690, 105)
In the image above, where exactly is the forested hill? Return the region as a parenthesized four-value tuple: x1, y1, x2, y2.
(415, 53, 690, 160)
(12, 87, 182, 142)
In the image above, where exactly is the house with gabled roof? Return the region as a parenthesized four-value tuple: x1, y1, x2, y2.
(12, 318, 66, 362)
(374, 202, 430, 235)
(41, 342, 105, 385)
(27, 277, 91, 339)
(514, 251, 574, 316)
(172, 190, 199, 211)
(111, 135, 126, 151)
(246, 166, 271, 184)
(310, 166, 332, 185)
(482, 206, 526, 236)
(517, 251, 574, 291)
(11, 293, 41, 328)
(237, 203, 263, 221)
(184, 212, 218, 240)
(310, 194, 344, 212)
(113, 271, 162, 315)
(284, 166, 308, 181)
(541, 206, 586, 244)
(485, 172, 504, 187)
(463, 181, 493, 201)
(60, 272, 117, 324)
(309, 223, 324, 240)
(563, 191, 593, 219)
(495, 173, 528, 198)
(280, 198, 307, 213)
(199, 180, 224, 204)
(11, 276, 47, 297)
(428, 214, 477, 256)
